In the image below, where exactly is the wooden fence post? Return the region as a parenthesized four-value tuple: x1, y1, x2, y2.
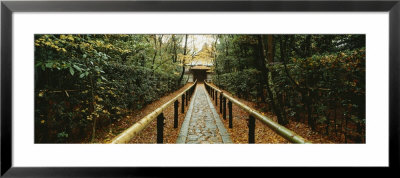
(220, 93, 223, 113)
(228, 101, 233, 128)
(181, 94, 185, 113)
(157, 113, 165, 144)
(186, 91, 189, 105)
(213, 89, 215, 99)
(223, 97, 226, 120)
(215, 91, 218, 105)
(174, 100, 179, 128)
(248, 115, 255, 144)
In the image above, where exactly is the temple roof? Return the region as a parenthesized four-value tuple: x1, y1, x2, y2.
(190, 65, 211, 70)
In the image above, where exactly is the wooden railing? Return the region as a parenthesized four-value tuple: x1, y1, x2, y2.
(204, 81, 311, 144)
(110, 80, 197, 144)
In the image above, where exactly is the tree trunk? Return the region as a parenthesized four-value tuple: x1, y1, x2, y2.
(158, 35, 163, 64)
(304, 35, 312, 57)
(178, 34, 188, 85)
(280, 35, 315, 128)
(172, 35, 177, 63)
(213, 35, 219, 85)
(90, 76, 97, 143)
(258, 35, 287, 126)
(266, 35, 287, 125)
(267, 35, 274, 63)
(151, 35, 157, 70)
(344, 115, 348, 143)
(305, 91, 316, 130)
(326, 112, 331, 136)
(334, 106, 337, 136)
(141, 55, 145, 67)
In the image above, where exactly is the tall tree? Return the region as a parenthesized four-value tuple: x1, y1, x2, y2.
(172, 35, 177, 63)
(265, 35, 287, 125)
(178, 34, 188, 85)
(256, 35, 287, 125)
(151, 35, 157, 70)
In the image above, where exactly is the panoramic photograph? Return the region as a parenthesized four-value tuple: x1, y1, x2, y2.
(34, 34, 365, 144)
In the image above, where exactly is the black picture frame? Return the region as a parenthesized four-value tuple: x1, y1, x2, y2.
(1, 0, 399, 177)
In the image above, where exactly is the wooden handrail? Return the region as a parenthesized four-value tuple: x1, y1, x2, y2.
(204, 81, 311, 144)
(110, 80, 197, 144)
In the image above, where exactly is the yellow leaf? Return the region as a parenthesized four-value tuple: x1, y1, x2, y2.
(67, 35, 74, 41)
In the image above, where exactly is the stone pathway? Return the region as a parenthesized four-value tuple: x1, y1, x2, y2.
(176, 84, 232, 144)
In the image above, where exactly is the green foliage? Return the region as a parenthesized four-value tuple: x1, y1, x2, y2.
(34, 34, 185, 143)
(213, 34, 365, 141)
(213, 69, 261, 101)
(215, 48, 365, 123)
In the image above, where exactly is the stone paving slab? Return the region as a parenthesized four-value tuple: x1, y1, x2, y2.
(176, 84, 232, 144)
(204, 89, 232, 143)
(176, 87, 197, 144)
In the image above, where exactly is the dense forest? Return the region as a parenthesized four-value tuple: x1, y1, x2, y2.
(212, 35, 365, 143)
(34, 34, 365, 143)
(34, 34, 194, 143)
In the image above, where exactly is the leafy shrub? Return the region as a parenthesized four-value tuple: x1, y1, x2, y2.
(213, 48, 365, 135)
(34, 34, 183, 143)
(213, 68, 261, 101)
